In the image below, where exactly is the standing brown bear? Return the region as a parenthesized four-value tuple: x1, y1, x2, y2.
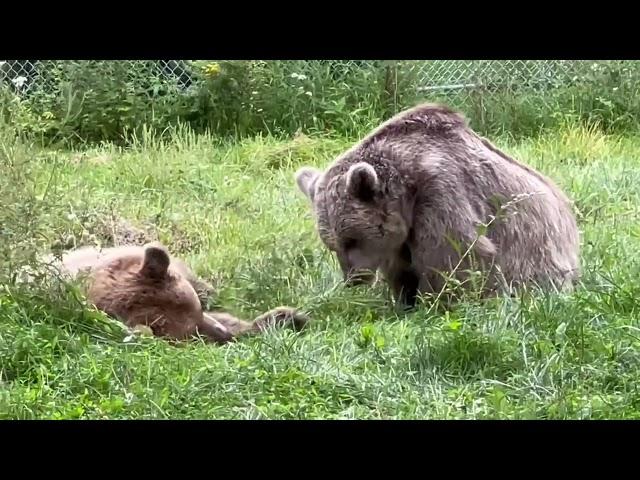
(50, 242, 308, 343)
(295, 103, 580, 307)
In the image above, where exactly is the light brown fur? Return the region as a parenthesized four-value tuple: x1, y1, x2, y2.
(295, 102, 580, 307)
(51, 242, 308, 343)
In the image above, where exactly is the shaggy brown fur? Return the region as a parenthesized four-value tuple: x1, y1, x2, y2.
(52, 242, 308, 343)
(295, 102, 580, 307)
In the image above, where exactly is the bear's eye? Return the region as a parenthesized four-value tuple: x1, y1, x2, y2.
(342, 238, 358, 250)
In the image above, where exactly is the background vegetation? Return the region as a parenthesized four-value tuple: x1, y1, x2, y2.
(1, 60, 639, 419)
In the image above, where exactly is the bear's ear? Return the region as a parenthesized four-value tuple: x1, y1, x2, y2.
(295, 167, 321, 202)
(140, 242, 171, 279)
(346, 162, 379, 202)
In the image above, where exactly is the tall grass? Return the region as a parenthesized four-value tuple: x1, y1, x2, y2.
(2, 119, 640, 419)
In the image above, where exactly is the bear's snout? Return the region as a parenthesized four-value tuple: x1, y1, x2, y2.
(343, 269, 376, 286)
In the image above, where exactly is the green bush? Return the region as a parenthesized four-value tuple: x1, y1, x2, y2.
(0, 61, 191, 145)
(173, 60, 407, 137)
(2, 60, 640, 146)
(0, 60, 421, 145)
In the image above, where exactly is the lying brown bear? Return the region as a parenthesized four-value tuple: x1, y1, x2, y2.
(48, 242, 308, 344)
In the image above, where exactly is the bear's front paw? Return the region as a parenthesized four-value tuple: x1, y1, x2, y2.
(253, 307, 309, 332)
(198, 313, 235, 344)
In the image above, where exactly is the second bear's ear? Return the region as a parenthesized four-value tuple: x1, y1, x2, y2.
(346, 162, 379, 202)
(141, 242, 171, 279)
(295, 167, 321, 202)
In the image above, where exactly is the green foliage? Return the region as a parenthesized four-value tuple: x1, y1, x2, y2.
(436, 60, 640, 138)
(0, 60, 405, 145)
(189, 60, 394, 137)
(3, 60, 640, 145)
(2, 121, 640, 419)
(1, 61, 190, 146)
(4, 61, 640, 419)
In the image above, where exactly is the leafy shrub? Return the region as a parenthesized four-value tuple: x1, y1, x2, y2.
(1, 60, 640, 145)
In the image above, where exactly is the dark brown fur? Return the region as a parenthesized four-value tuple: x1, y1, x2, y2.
(295, 102, 580, 307)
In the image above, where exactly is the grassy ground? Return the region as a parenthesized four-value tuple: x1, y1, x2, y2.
(1, 122, 640, 419)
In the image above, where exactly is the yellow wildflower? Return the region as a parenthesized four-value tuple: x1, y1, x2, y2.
(202, 62, 221, 77)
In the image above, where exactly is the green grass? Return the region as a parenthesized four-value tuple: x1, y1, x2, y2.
(1, 121, 640, 420)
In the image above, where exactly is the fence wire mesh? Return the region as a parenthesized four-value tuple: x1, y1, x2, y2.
(0, 60, 601, 99)
(0, 60, 196, 95)
(408, 60, 586, 91)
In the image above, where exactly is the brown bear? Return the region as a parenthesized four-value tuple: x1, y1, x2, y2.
(294, 102, 580, 307)
(50, 242, 308, 343)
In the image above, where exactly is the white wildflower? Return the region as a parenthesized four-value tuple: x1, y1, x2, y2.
(305, 91, 312, 97)
(11, 76, 27, 88)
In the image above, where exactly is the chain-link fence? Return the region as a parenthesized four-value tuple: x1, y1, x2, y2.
(0, 60, 597, 98)
(0, 60, 195, 94)
(408, 60, 589, 94)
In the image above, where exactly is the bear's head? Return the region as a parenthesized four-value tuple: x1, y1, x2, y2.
(295, 159, 413, 285)
(84, 243, 207, 340)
